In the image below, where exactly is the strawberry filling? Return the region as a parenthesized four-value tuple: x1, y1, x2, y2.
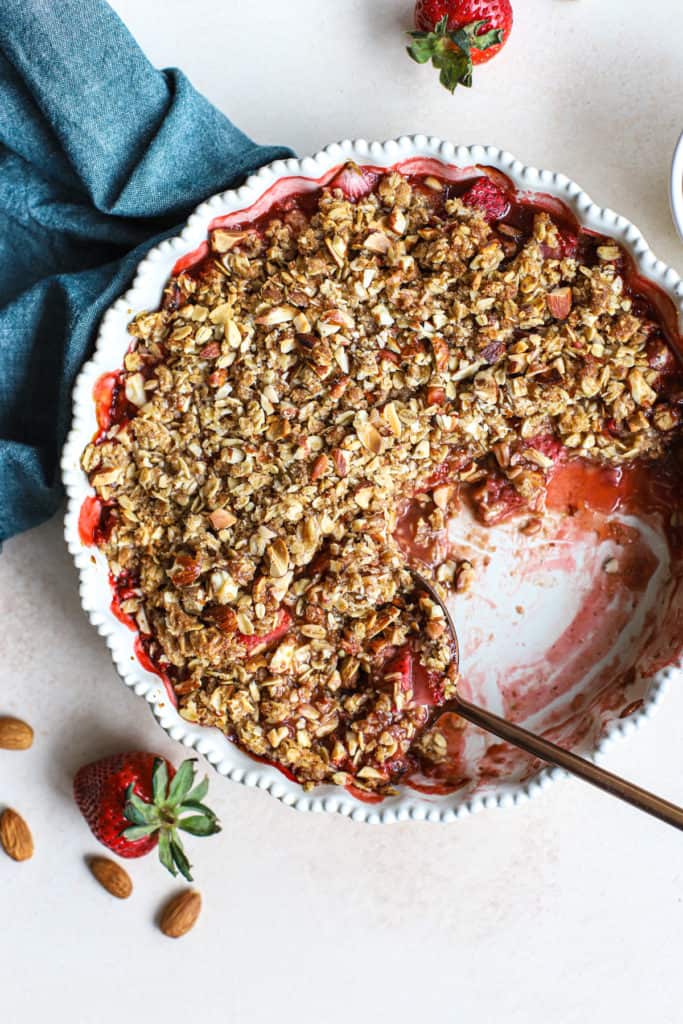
(461, 177, 511, 222)
(383, 643, 446, 707)
(239, 609, 293, 652)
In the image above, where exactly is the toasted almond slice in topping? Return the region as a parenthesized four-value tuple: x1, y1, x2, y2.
(209, 509, 237, 531)
(523, 447, 554, 469)
(255, 305, 297, 326)
(310, 453, 329, 482)
(387, 209, 407, 235)
(209, 302, 233, 324)
(382, 402, 402, 438)
(354, 486, 374, 510)
(225, 320, 242, 348)
(363, 231, 391, 254)
(265, 538, 290, 579)
(432, 484, 456, 510)
(124, 373, 147, 407)
(331, 448, 349, 477)
(325, 236, 347, 267)
(211, 229, 251, 253)
(356, 421, 383, 455)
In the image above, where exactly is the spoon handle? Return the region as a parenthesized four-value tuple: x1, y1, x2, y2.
(453, 695, 683, 831)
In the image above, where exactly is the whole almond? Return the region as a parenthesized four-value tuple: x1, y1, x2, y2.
(160, 889, 202, 938)
(0, 716, 34, 751)
(0, 808, 34, 861)
(89, 857, 133, 899)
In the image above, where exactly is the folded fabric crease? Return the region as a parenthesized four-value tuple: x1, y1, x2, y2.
(0, 0, 293, 543)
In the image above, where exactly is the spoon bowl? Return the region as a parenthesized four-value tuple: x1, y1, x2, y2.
(410, 570, 683, 832)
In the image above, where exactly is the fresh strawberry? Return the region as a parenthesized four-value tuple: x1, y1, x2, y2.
(461, 177, 510, 221)
(408, 0, 512, 93)
(73, 753, 220, 881)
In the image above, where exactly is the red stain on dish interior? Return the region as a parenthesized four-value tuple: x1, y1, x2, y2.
(249, 752, 300, 784)
(109, 571, 138, 631)
(344, 783, 385, 804)
(133, 636, 177, 708)
(172, 241, 209, 276)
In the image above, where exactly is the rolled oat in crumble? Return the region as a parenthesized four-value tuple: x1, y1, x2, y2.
(81, 164, 682, 794)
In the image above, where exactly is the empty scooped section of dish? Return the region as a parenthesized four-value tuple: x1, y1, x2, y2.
(407, 498, 679, 797)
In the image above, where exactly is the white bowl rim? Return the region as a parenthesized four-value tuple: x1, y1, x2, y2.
(62, 135, 683, 825)
(670, 130, 683, 242)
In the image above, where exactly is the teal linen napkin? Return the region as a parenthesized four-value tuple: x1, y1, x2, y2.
(0, 0, 293, 543)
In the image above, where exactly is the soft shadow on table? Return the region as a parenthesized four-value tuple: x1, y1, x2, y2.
(2, 510, 157, 804)
(363, 0, 413, 36)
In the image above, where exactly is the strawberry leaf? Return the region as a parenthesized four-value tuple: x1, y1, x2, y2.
(167, 758, 196, 804)
(124, 788, 160, 826)
(170, 836, 193, 882)
(407, 15, 504, 94)
(181, 799, 218, 818)
(464, 24, 501, 51)
(184, 776, 209, 804)
(178, 815, 222, 837)
(158, 830, 177, 877)
(122, 823, 158, 840)
(152, 757, 169, 804)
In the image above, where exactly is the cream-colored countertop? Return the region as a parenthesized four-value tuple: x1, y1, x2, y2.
(2, 1, 683, 1021)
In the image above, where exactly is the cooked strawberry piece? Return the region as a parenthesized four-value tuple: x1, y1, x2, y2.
(239, 609, 292, 651)
(461, 178, 510, 222)
(383, 645, 414, 693)
(412, 659, 446, 705)
(329, 163, 379, 201)
(558, 231, 579, 259)
(470, 472, 525, 524)
(383, 644, 445, 706)
(524, 433, 565, 465)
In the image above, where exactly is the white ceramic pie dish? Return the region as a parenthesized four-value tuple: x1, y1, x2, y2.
(62, 135, 683, 823)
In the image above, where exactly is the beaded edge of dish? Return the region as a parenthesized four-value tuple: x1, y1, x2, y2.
(62, 135, 683, 824)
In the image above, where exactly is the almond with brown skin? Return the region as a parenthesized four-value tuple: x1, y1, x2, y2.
(0, 808, 34, 861)
(0, 716, 34, 750)
(89, 857, 133, 899)
(160, 889, 202, 938)
(546, 287, 573, 320)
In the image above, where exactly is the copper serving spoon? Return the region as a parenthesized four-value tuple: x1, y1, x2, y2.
(412, 572, 683, 831)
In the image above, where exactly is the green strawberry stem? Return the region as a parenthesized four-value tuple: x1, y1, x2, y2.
(122, 757, 220, 882)
(407, 16, 503, 93)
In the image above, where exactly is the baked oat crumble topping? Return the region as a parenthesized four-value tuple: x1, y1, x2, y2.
(81, 165, 681, 795)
